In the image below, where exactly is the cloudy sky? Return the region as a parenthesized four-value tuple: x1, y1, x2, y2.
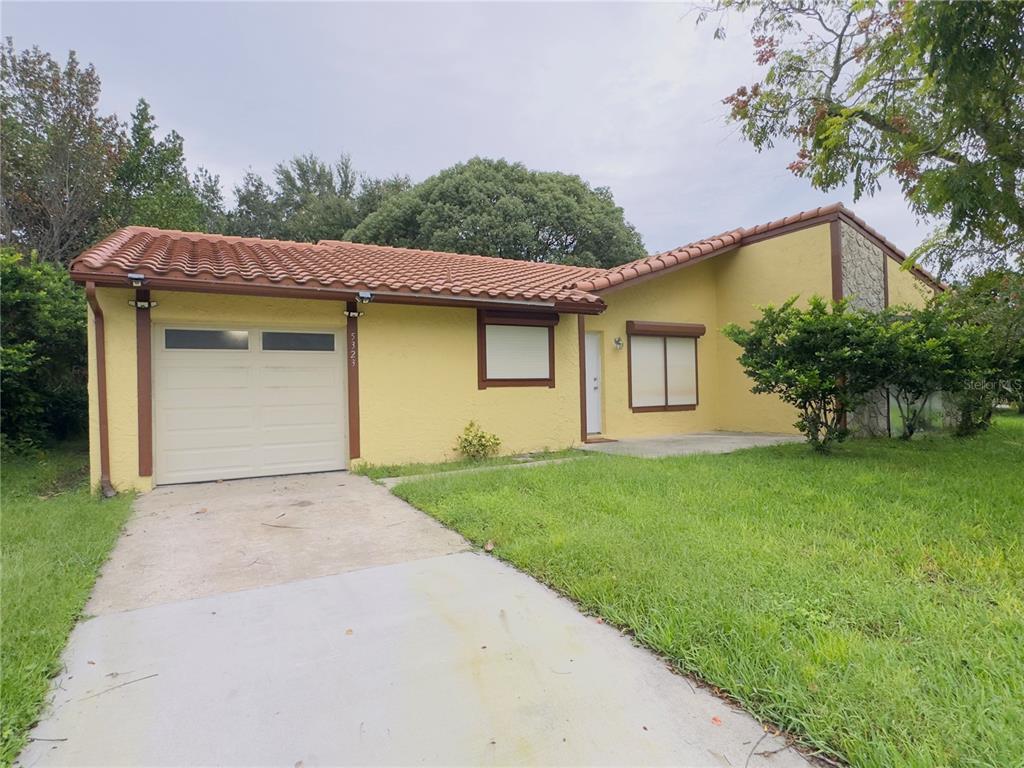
(5, 1, 931, 254)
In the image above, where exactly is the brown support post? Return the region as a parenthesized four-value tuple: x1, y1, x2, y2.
(577, 315, 587, 442)
(346, 301, 361, 461)
(829, 219, 844, 302)
(136, 289, 153, 477)
(85, 282, 116, 497)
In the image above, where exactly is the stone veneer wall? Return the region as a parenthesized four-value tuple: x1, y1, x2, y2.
(840, 223, 886, 312)
(840, 222, 890, 435)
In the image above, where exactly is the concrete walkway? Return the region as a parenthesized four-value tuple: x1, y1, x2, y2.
(580, 431, 803, 458)
(20, 473, 810, 767)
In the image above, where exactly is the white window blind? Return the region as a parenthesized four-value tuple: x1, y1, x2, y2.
(666, 337, 697, 405)
(485, 324, 550, 380)
(630, 336, 665, 407)
(630, 335, 697, 408)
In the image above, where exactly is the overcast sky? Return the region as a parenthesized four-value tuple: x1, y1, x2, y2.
(5, 1, 932, 254)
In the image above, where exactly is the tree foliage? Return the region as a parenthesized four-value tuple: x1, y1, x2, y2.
(0, 248, 87, 444)
(103, 99, 211, 232)
(226, 154, 412, 243)
(701, 0, 1024, 277)
(943, 269, 1024, 423)
(0, 38, 122, 265)
(349, 157, 646, 267)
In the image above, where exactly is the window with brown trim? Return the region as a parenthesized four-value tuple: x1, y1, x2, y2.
(626, 321, 704, 412)
(477, 310, 558, 388)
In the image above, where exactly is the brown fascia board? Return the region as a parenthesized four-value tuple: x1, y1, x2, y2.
(70, 270, 607, 315)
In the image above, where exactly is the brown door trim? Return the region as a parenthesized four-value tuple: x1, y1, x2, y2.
(84, 282, 115, 497)
(346, 301, 361, 461)
(135, 289, 153, 477)
(577, 315, 587, 442)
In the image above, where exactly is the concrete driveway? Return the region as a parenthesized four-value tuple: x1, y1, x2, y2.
(20, 473, 810, 768)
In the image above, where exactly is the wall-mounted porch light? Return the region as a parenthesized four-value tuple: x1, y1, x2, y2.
(613, 337, 624, 350)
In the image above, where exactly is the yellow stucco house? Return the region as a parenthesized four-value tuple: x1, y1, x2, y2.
(71, 203, 939, 494)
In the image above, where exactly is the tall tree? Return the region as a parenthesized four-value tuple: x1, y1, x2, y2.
(272, 154, 358, 242)
(349, 157, 646, 267)
(0, 39, 122, 264)
(226, 155, 412, 243)
(700, 0, 1024, 277)
(103, 98, 209, 232)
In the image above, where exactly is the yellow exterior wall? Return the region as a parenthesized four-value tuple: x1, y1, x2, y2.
(713, 224, 834, 434)
(583, 259, 720, 438)
(357, 303, 580, 465)
(584, 223, 834, 440)
(87, 288, 145, 493)
(887, 257, 935, 308)
(85, 220, 896, 490)
(88, 289, 582, 490)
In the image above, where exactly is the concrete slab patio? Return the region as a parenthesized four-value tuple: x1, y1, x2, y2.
(580, 431, 803, 458)
(20, 472, 811, 768)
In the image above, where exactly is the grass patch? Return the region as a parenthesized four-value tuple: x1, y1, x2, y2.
(353, 448, 584, 480)
(1, 442, 133, 764)
(394, 418, 1024, 767)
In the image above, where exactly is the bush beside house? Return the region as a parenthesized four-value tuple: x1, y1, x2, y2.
(0, 249, 87, 447)
(725, 287, 1023, 450)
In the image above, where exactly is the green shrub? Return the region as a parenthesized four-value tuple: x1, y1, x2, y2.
(455, 421, 501, 461)
(941, 270, 1024, 434)
(723, 297, 889, 451)
(877, 302, 984, 439)
(0, 248, 87, 445)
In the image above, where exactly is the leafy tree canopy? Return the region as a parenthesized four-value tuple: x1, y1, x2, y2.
(103, 98, 212, 232)
(700, 0, 1024, 278)
(226, 154, 412, 243)
(0, 38, 122, 264)
(349, 157, 647, 267)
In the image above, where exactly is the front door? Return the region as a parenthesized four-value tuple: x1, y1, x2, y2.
(585, 332, 603, 434)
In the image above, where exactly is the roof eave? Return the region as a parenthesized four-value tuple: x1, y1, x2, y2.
(70, 269, 607, 315)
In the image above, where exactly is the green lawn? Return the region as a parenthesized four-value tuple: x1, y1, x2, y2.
(393, 417, 1024, 767)
(353, 448, 583, 480)
(1, 443, 133, 765)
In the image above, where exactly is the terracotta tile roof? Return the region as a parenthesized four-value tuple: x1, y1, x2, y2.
(70, 204, 942, 311)
(71, 227, 607, 311)
(572, 203, 942, 292)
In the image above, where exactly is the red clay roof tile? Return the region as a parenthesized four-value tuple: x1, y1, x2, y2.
(70, 203, 942, 309)
(71, 227, 607, 311)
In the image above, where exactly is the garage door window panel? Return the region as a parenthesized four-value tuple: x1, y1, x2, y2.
(477, 310, 557, 388)
(627, 321, 703, 412)
(261, 331, 335, 352)
(165, 329, 249, 350)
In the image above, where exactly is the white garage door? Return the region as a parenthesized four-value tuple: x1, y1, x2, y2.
(153, 326, 346, 485)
